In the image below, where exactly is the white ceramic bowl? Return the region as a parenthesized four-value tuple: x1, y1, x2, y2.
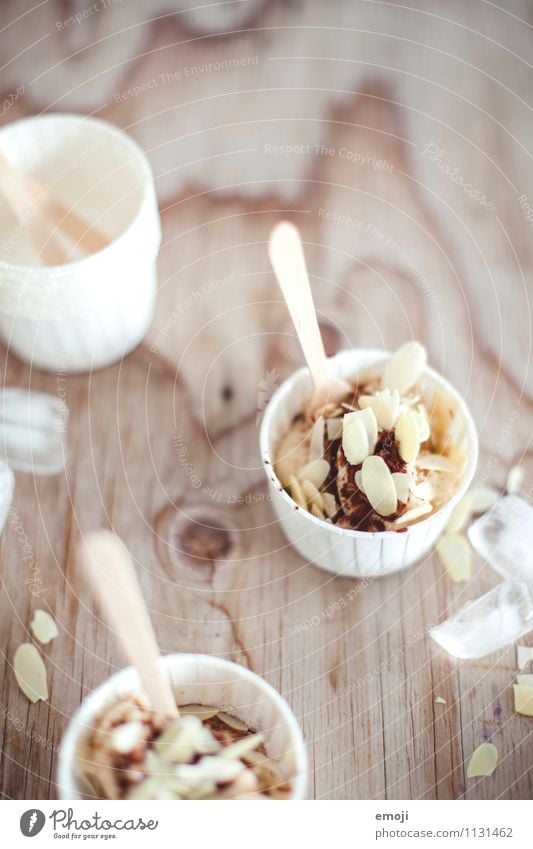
(260, 349, 478, 578)
(0, 114, 161, 372)
(58, 653, 308, 800)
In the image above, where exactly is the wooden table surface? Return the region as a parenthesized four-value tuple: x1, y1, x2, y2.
(1, 0, 533, 800)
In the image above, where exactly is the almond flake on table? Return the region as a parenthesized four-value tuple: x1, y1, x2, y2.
(434, 696, 446, 705)
(30, 609, 58, 645)
(436, 533, 472, 583)
(14, 643, 48, 703)
(513, 684, 533, 717)
(445, 493, 474, 534)
(466, 742, 498, 778)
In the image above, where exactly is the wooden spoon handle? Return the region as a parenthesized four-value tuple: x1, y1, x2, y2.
(268, 221, 330, 393)
(78, 530, 178, 718)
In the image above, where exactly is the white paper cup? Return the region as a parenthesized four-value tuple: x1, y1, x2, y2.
(0, 115, 161, 372)
(58, 653, 308, 800)
(260, 349, 478, 578)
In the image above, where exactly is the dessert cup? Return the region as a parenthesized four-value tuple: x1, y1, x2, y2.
(58, 653, 308, 800)
(0, 114, 161, 372)
(260, 348, 478, 578)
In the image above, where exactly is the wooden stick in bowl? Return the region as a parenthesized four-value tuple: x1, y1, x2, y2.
(78, 529, 179, 719)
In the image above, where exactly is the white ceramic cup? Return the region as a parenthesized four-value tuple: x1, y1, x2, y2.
(0, 114, 161, 372)
(260, 349, 478, 578)
(58, 653, 308, 800)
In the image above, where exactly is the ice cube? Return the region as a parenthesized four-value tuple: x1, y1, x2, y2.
(0, 389, 68, 475)
(0, 459, 14, 533)
(468, 494, 533, 581)
(429, 581, 533, 659)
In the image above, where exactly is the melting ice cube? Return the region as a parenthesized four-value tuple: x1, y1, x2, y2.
(430, 581, 533, 659)
(0, 389, 68, 475)
(468, 494, 533, 581)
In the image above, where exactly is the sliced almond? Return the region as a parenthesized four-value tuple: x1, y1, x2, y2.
(310, 504, 325, 520)
(469, 484, 499, 514)
(436, 533, 472, 582)
(415, 404, 431, 442)
(417, 452, 456, 473)
(297, 458, 330, 489)
(393, 502, 432, 526)
(14, 643, 48, 703)
(309, 416, 325, 460)
(216, 711, 249, 732)
(322, 492, 338, 518)
(288, 475, 306, 508)
(395, 411, 420, 463)
(301, 479, 324, 512)
(506, 465, 524, 495)
(513, 684, 533, 717)
(354, 469, 366, 494)
(357, 406, 378, 453)
(342, 415, 369, 466)
(516, 674, 533, 687)
(435, 696, 446, 705)
(466, 742, 498, 778)
(446, 493, 474, 534)
(180, 704, 220, 721)
(361, 455, 397, 517)
(358, 388, 400, 430)
(410, 478, 434, 500)
(517, 646, 533, 670)
(110, 721, 145, 754)
(30, 609, 58, 645)
(220, 733, 264, 760)
(326, 418, 343, 441)
(382, 341, 427, 394)
(391, 472, 410, 504)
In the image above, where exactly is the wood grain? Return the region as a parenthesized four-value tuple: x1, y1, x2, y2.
(0, 0, 532, 800)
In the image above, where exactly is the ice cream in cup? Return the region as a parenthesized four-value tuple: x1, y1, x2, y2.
(58, 653, 307, 800)
(260, 343, 478, 578)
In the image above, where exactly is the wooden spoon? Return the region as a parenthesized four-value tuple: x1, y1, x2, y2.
(268, 221, 351, 411)
(78, 529, 179, 719)
(0, 151, 109, 265)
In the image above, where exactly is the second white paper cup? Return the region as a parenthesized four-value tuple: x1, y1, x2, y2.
(260, 348, 478, 578)
(58, 653, 308, 800)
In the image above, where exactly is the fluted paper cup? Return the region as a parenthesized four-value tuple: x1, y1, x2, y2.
(58, 653, 308, 800)
(0, 114, 161, 372)
(260, 349, 478, 578)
